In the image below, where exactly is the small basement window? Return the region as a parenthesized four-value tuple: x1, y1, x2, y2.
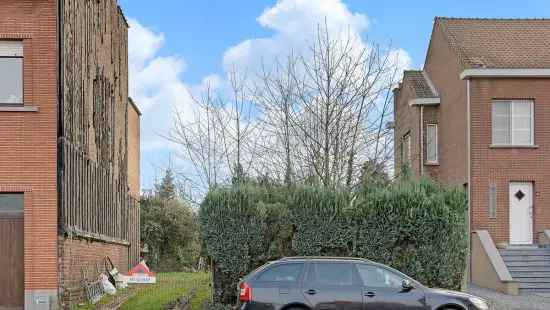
(0, 41, 23, 104)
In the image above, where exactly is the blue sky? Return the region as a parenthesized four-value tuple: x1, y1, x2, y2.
(118, 0, 550, 190)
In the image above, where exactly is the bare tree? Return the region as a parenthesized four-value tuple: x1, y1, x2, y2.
(170, 22, 404, 199)
(252, 54, 299, 186)
(283, 24, 401, 187)
(168, 83, 227, 202)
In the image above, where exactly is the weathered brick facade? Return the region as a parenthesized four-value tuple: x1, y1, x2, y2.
(58, 238, 129, 307)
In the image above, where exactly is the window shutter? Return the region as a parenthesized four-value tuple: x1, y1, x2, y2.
(0, 41, 23, 57)
(426, 124, 438, 163)
(492, 101, 511, 145)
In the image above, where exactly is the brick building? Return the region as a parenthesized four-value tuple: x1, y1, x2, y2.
(0, 1, 140, 309)
(394, 17, 550, 295)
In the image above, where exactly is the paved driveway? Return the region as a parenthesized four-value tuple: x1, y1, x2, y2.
(467, 285, 550, 310)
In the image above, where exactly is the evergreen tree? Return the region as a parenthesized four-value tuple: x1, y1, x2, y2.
(156, 169, 177, 201)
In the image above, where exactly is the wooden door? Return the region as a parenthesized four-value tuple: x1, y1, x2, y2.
(0, 194, 24, 309)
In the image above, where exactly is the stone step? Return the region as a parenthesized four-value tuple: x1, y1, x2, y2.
(508, 266, 550, 272)
(513, 277, 550, 283)
(505, 261, 550, 267)
(520, 282, 550, 289)
(511, 271, 550, 278)
(520, 288, 550, 295)
(502, 255, 550, 262)
(500, 249, 550, 256)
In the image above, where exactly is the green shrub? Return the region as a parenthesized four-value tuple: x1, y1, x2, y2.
(199, 178, 467, 304)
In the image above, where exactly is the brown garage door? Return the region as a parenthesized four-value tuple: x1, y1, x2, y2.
(0, 194, 24, 310)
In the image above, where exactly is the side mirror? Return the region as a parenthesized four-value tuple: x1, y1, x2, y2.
(402, 279, 414, 291)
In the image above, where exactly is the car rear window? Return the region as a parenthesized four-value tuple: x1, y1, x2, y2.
(256, 263, 304, 282)
(309, 262, 355, 286)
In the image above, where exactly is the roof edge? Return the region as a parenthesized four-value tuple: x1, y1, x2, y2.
(128, 97, 142, 116)
(460, 69, 550, 79)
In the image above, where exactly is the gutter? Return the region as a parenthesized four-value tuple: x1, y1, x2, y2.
(460, 68, 550, 79)
(409, 97, 440, 106)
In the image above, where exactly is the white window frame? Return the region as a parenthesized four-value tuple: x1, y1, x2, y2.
(492, 100, 534, 146)
(0, 40, 24, 105)
(402, 133, 411, 165)
(426, 124, 438, 164)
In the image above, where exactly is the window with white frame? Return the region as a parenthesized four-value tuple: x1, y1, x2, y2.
(402, 133, 411, 165)
(426, 124, 438, 163)
(492, 100, 534, 146)
(0, 41, 23, 104)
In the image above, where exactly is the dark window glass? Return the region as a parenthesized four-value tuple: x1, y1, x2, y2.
(0, 58, 23, 104)
(312, 262, 354, 286)
(0, 193, 24, 213)
(257, 263, 303, 282)
(356, 264, 403, 289)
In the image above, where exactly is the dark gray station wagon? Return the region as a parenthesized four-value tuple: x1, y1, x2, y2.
(238, 257, 488, 310)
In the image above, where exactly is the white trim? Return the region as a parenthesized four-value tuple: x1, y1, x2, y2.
(409, 97, 440, 106)
(460, 68, 550, 80)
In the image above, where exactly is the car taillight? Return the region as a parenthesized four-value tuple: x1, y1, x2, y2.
(239, 282, 252, 302)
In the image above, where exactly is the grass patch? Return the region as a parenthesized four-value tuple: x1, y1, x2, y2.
(78, 272, 212, 310)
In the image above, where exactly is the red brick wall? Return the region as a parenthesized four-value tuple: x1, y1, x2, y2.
(424, 21, 468, 186)
(58, 237, 130, 307)
(470, 78, 550, 244)
(394, 82, 421, 176)
(0, 0, 58, 292)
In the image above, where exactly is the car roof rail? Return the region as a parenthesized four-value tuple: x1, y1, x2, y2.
(279, 256, 372, 262)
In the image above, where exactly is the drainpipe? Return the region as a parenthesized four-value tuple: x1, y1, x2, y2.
(467, 78, 472, 285)
(420, 105, 424, 176)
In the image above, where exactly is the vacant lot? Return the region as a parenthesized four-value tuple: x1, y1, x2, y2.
(79, 272, 211, 310)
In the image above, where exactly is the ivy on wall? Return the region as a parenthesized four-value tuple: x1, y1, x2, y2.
(199, 178, 467, 304)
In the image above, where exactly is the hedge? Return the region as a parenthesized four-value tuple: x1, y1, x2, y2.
(199, 177, 467, 304)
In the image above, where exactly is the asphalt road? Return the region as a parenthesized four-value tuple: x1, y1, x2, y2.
(467, 285, 550, 310)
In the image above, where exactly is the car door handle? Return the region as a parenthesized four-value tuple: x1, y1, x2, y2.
(364, 292, 376, 298)
(305, 289, 317, 295)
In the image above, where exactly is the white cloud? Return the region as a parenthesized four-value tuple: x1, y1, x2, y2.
(128, 18, 194, 151)
(223, 0, 399, 72)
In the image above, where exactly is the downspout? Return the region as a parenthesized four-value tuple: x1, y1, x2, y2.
(420, 105, 424, 176)
(467, 78, 472, 284)
(57, 0, 65, 234)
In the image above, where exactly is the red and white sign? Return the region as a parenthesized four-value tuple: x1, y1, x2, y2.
(125, 261, 157, 284)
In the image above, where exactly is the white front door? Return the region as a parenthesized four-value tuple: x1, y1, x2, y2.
(509, 182, 533, 245)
